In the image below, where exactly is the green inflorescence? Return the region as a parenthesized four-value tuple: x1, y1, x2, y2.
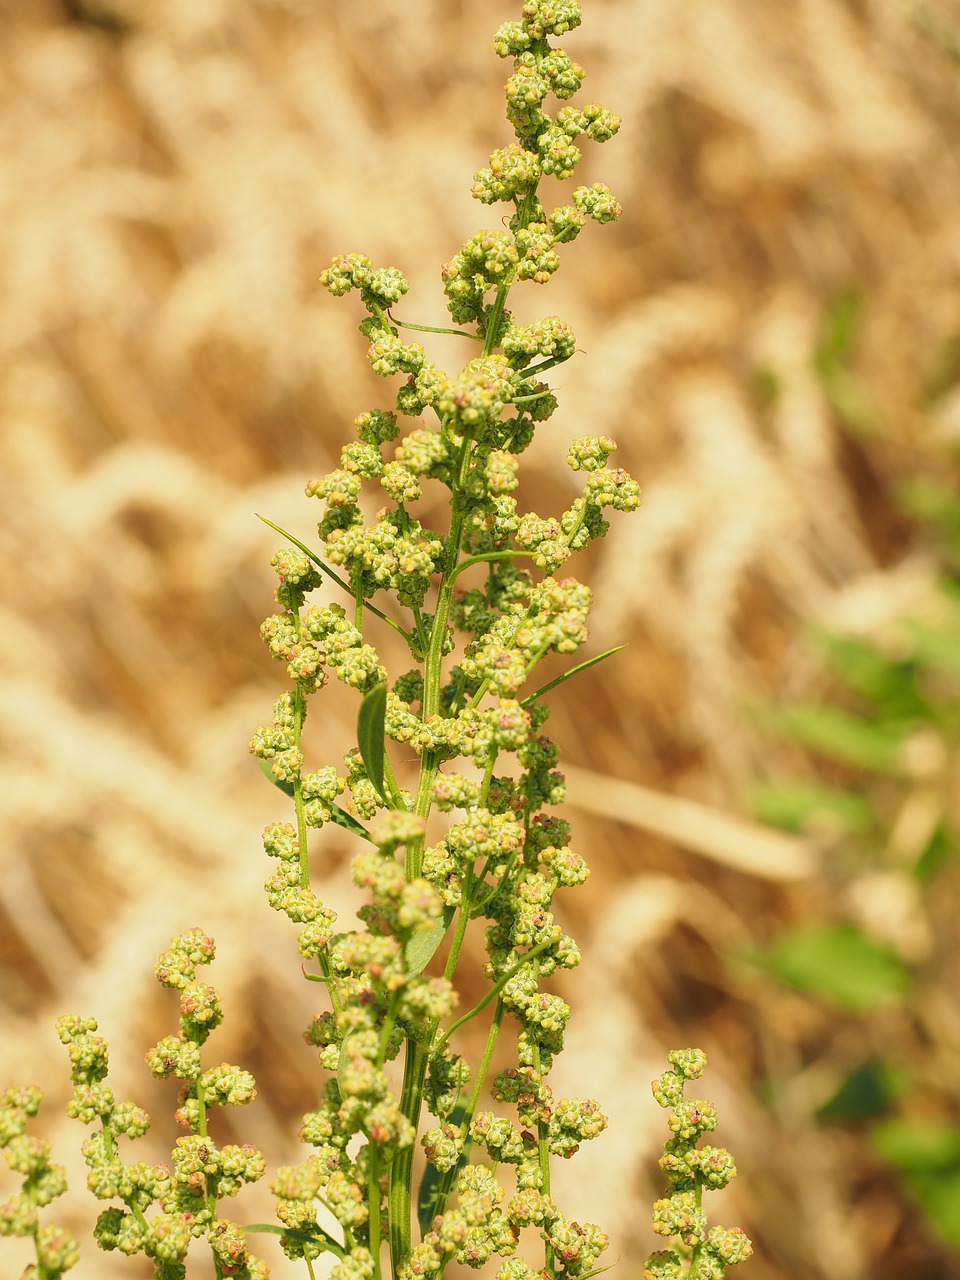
(645, 1051, 753, 1280)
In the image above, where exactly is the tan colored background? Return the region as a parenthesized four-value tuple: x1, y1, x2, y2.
(2, 0, 960, 1276)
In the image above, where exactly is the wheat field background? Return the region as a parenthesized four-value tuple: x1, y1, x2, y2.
(2, 0, 960, 1277)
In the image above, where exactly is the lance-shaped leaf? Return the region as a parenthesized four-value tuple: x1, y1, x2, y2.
(257, 758, 374, 842)
(521, 645, 625, 708)
(243, 1223, 346, 1260)
(418, 1102, 467, 1237)
(405, 906, 456, 978)
(357, 683, 388, 804)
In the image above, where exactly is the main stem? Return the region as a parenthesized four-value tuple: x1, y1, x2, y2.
(388, 277, 516, 1275)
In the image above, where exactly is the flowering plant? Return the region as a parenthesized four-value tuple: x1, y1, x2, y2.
(0, 3, 749, 1279)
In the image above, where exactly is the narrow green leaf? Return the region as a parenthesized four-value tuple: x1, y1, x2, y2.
(908, 1170, 960, 1247)
(256, 514, 410, 640)
(521, 645, 625, 708)
(903, 616, 960, 678)
(405, 906, 456, 977)
(258, 756, 295, 797)
(357, 684, 388, 804)
(327, 804, 375, 843)
(872, 1120, 960, 1246)
(418, 1103, 467, 1235)
(258, 758, 374, 843)
(816, 1057, 901, 1123)
(243, 1223, 346, 1259)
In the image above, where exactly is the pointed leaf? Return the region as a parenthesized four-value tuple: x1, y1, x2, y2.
(258, 758, 373, 842)
(243, 1223, 346, 1259)
(775, 704, 906, 774)
(327, 805, 375, 842)
(258, 756, 296, 797)
(872, 1119, 960, 1172)
(521, 645, 625, 708)
(748, 780, 873, 836)
(357, 684, 388, 803)
(405, 906, 456, 977)
(418, 1102, 467, 1235)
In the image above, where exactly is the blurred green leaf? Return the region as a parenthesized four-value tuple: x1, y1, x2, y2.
(749, 780, 873, 836)
(914, 822, 955, 882)
(896, 477, 960, 573)
(906, 1171, 960, 1247)
(872, 1118, 960, 1171)
(873, 1119, 960, 1246)
(814, 290, 879, 434)
(903, 617, 960, 680)
(817, 1058, 901, 1123)
(816, 288, 861, 366)
(753, 364, 781, 410)
(912, 6, 960, 67)
(921, 333, 960, 407)
(814, 630, 929, 720)
(897, 476, 960, 533)
(774, 704, 907, 773)
(763, 924, 910, 1011)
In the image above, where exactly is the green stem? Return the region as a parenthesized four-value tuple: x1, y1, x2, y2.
(450, 549, 534, 582)
(435, 938, 556, 1055)
(477, 751, 498, 808)
(442, 872, 475, 985)
(422, 433, 473, 717)
(689, 1177, 704, 1273)
(532, 1041, 553, 1275)
(382, 753, 407, 811)
(389, 261, 522, 1274)
(429, 1000, 505, 1222)
(389, 1038, 430, 1268)
(195, 1079, 226, 1280)
(482, 282, 511, 357)
(368, 1144, 383, 1280)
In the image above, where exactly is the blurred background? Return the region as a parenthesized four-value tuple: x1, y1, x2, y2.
(2, 0, 960, 1276)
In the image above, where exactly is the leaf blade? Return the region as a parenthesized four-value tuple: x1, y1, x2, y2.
(520, 645, 625, 708)
(357, 683, 388, 804)
(405, 906, 456, 978)
(257, 757, 374, 843)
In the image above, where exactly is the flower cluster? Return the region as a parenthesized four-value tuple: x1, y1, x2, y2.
(55, 933, 267, 1280)
(0, 4, 750, 1280)
(645, 1051, 753, 1280)
(0, 1086, 78, 1278)
(245, 1, 641, 1277)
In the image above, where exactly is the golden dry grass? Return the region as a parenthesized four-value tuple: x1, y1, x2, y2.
(2, 0, 960, 1277)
